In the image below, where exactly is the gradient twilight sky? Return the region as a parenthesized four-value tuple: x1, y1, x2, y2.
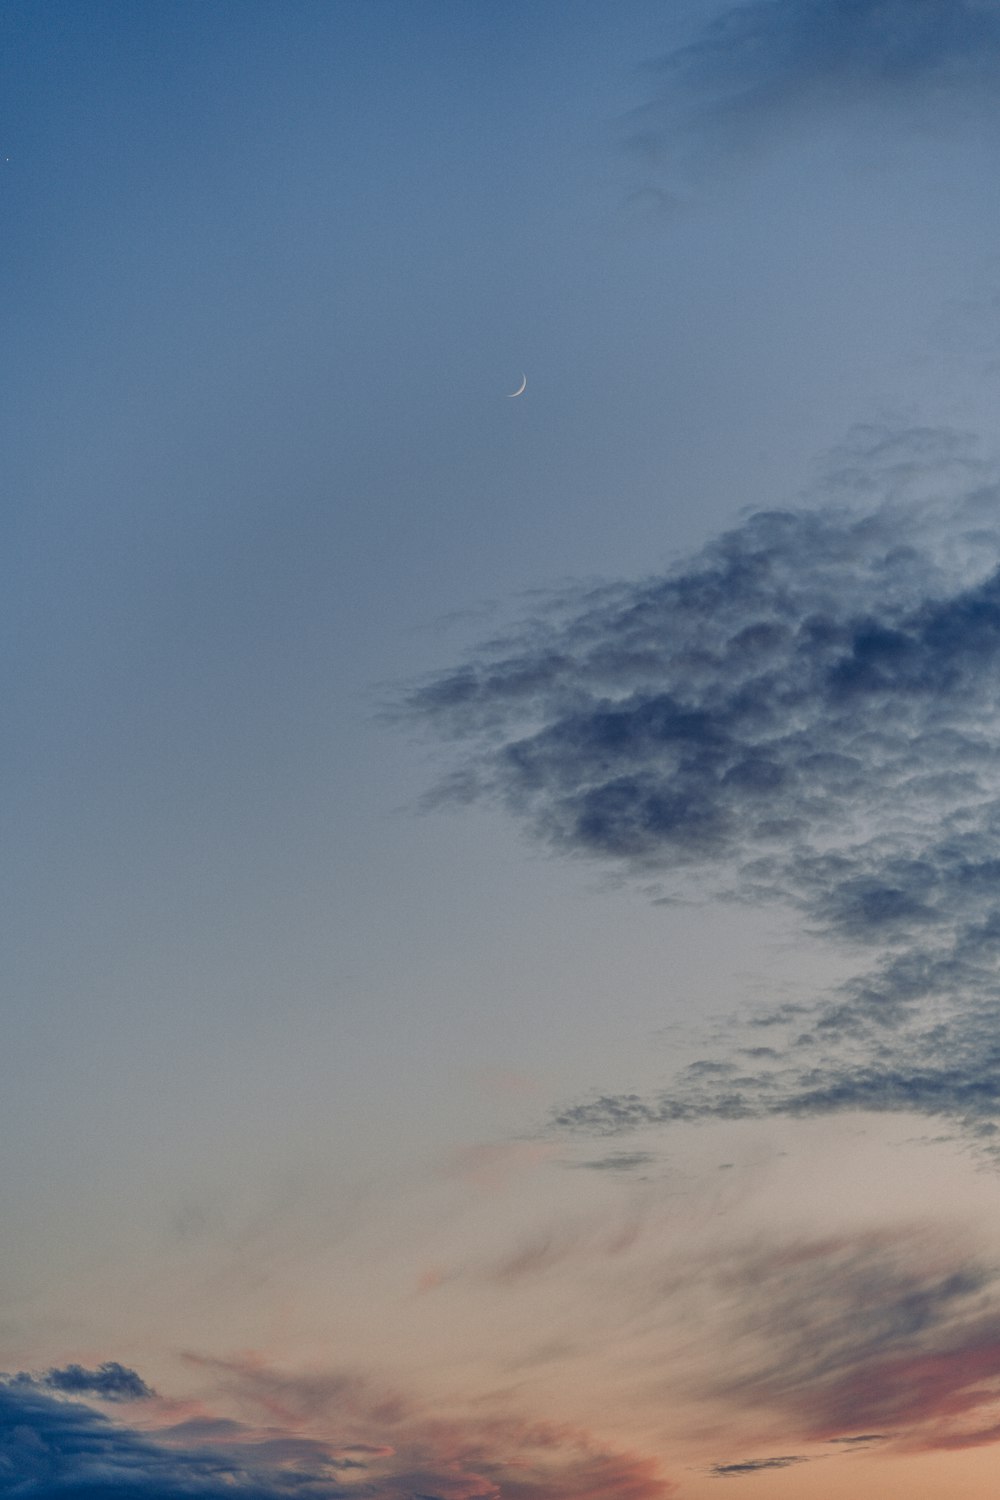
(10, 1, 1000, 1496)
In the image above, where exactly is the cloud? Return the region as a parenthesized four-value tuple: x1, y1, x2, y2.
(487, 1211, 644, 1285)
(627, 0, 1000, 188)
(548, 1037, 1000, 1149)
(0, 1360, 680, 1500)
(409, 434, 1000, 901)
(145, 1228, 1000, 1478)
(0, 1380, 359, 1498)
(10, 1361, 155, 1402)
(571, 1151, 657, 1172)
(709, 1454, 810, 1476)
(177, 1352, 678, 1500)
(693, 1226, 1000, 1450)
(407, 425, 1000, 1150)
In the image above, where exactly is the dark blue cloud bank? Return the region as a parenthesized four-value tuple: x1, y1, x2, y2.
(0, 1380, 358, 1499)
(10, 1362, 156, 1402)
(407, 426, 1000, 1152)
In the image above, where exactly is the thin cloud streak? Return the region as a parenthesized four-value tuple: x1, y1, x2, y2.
(708, 1453, 810, 1476)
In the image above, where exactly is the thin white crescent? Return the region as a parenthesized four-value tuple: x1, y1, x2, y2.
(507, 373, 527, 398)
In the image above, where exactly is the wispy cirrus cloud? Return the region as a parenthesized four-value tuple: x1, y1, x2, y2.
(406, 425, 1000, 1151)
(405, 1216, 1000, 1462)
(628, 0, 1000, 192)
(177, 1351, 678, 1500)
(694, 1226, 1000, 1451)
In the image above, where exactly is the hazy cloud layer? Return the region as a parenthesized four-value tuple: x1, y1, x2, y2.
(409, 428, 1000, 1148)
(629, 0, 1000, 186)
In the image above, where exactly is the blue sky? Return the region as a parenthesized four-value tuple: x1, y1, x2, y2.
(8, 3, 1000, 1496)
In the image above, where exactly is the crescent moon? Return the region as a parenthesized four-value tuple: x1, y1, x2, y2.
(507, 373, 527, 398)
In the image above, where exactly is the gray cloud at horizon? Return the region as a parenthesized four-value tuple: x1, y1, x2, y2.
(406, 425, 1000, 1151)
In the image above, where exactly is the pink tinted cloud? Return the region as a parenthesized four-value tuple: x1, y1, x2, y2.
(482, 1447, 675, 1500)
(810, 1336, 1000, 1439)
(704, 1226, 1000, 1454)
(172, 1350, 677, 1500)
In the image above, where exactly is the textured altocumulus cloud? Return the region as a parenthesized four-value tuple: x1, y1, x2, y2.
(407, 427, 1000, 1148)
(0, 1358, 676, 1500)
(9, 1361, 155, 1402)
(629, 0, 1000, 187)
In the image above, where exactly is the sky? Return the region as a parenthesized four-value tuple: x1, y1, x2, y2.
(8, 0, 1000, 1495)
